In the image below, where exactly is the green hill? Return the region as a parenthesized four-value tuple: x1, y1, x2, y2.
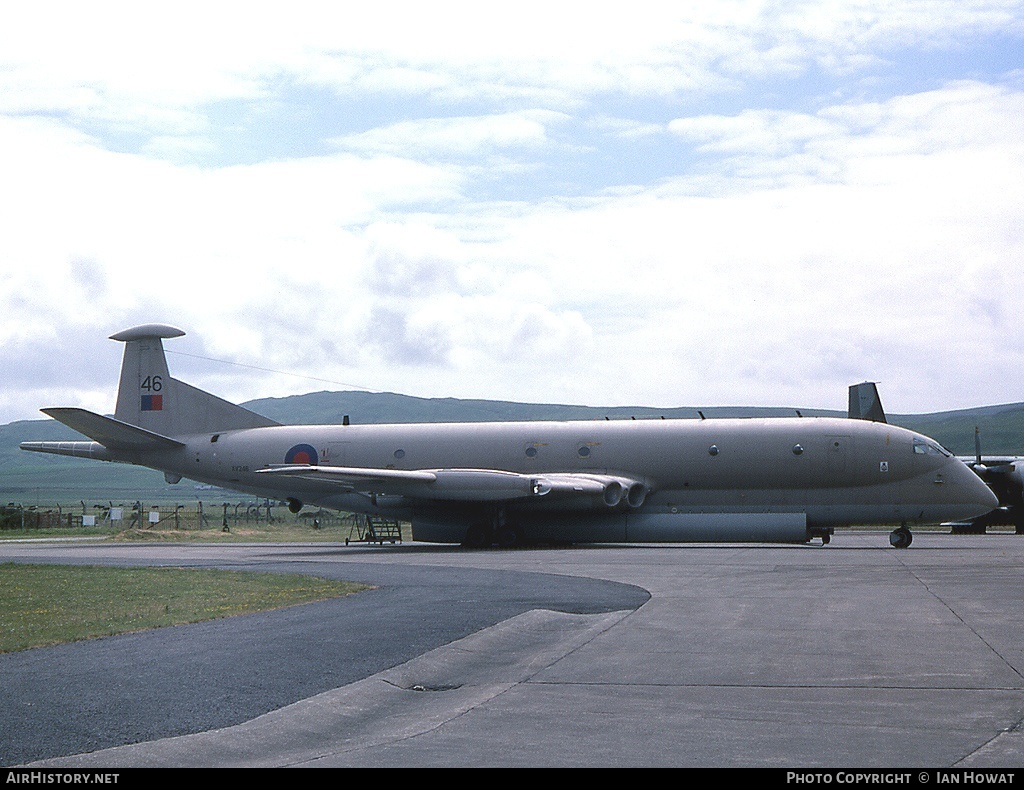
(0, 419, 174, 505)
(242, 389, 837, 425)
(243, 390, 1024, 455)
(893, 404, 1024, 458)
(3, 390, 1022, 506)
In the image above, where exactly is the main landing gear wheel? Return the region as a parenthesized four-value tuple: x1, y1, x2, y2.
(462, 523, 493, 548)
(889, 526, 913, 549)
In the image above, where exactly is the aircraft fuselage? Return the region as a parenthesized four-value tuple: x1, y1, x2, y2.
(86, 415, 993, 543)
(21, 325, 998, 546)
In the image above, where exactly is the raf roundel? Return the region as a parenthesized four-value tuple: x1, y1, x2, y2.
(285, 443, 319, 466)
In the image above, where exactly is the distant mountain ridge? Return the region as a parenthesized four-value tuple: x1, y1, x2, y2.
(4, 390, 1024, 502)
(241, 390, 1024, 457)
(241, 389, 840, 425)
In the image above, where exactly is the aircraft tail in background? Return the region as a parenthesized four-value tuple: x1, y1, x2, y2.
(848, 381, 887, 423)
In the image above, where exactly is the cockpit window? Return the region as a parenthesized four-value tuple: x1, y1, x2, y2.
(913, 437, 951, 457)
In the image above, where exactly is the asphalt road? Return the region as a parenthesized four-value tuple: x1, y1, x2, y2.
(2, 534, 1023, 768)
(0, 543, 648, 766)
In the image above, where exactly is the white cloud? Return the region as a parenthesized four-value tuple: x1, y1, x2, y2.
(670, 109, 843, 157)
(666, 81, 1024, 192)
(331, 111, 569, 160)
(1, 3, 1023, 423)
(3, 2, 1018, 133)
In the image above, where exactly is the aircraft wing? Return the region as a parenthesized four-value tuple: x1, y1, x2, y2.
(960, 455, 1018, 473)
(258, 465, 646, 506)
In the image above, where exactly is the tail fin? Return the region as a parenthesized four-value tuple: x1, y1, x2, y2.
(110, 324, 280, 436)
(848, 381, 887, 423)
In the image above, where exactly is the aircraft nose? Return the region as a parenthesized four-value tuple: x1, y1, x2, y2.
(978, 479, 1000, 510)
(962, 463, 999, 512)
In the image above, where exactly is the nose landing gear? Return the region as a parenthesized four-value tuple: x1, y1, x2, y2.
(889, 524, 913, 548)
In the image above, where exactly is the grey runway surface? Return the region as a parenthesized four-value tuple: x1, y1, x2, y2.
(2, 533, 1023, 768)
(0, 544, 648, 765)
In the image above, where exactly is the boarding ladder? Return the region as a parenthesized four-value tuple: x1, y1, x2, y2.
(346, 514, 403, 545)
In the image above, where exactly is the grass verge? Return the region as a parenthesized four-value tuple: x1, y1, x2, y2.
(0, 563, 371, 653)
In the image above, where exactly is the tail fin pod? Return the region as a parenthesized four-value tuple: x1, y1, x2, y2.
(110, 324, 279, 436)
(848, 381, 887, 423)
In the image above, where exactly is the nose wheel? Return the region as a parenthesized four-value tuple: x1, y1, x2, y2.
(889, 525, 913, 549)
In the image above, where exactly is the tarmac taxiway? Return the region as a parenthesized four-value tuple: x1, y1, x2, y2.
(2, 533, 1022, 768)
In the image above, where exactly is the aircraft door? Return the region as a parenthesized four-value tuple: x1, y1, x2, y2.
(196, 433, 232, 479)
(825, 436, 850, 477)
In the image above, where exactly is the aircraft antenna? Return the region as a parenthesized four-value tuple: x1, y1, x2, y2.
(165, 349, 379, 393)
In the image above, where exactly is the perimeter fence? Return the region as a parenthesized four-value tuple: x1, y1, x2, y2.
(0, 500, 357, 531)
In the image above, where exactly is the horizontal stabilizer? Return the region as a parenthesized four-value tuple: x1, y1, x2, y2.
(41, 408, 185, 451)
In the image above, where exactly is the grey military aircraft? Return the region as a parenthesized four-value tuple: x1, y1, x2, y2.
(20, 324, 997, 548)
(956, 427, 1024, 532)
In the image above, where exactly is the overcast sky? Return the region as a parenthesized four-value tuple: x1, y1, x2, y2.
(2, 1, 1023, 424)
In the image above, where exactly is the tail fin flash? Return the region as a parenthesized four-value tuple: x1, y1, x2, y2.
(848, 381, 887, 423)
(110, 324, 279, 436)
